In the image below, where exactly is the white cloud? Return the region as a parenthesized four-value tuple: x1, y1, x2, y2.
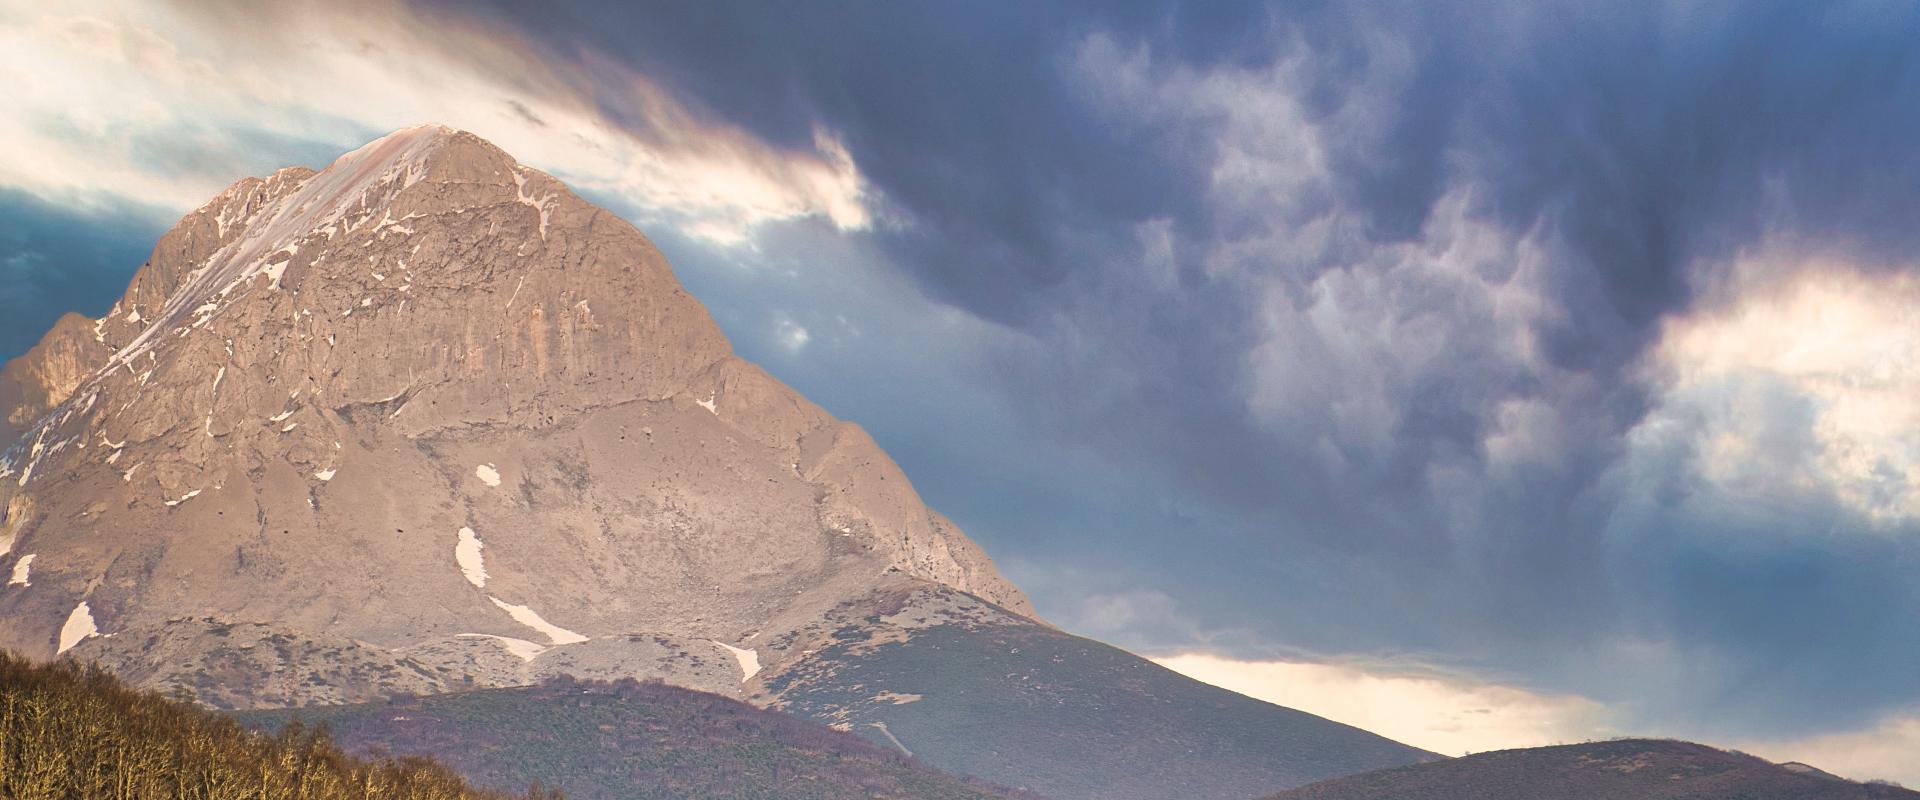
(773, 314, 812, 351)
(1739, 712, 1920, 787)
(1644, 261, 1920, 524)
(0, 1, 870, 244)
(1242, 191, 1558, 465)
(1155, 652, 1614, 756)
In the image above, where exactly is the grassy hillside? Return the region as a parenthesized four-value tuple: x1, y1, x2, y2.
(240, 677, 1029, 800)
(763, 587, 1438, 800)
(1265, 739, 1918, 800)
(0, 650, 545, 799)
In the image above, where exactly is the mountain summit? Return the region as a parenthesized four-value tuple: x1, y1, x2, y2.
(0, 126, 1430, 799)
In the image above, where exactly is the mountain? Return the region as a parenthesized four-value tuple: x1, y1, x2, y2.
(240, 676, 1031, 800)
(0, 650, 544, 800)
(0, 125, 1432, 798)
(761, 583, 1435, 799)
(1264, 739, 1919, 800)
(0, 124, 1026, 701)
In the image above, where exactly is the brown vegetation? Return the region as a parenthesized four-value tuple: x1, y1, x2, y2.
(0, 651, 554, 800)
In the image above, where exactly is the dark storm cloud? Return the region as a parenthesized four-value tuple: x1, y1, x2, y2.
(435, 0, 1286, 324)
(1462, 3, 1920, 374)
(441, 0, 1450, 534)
(0, 190, 170, 360)
(417, 0, 1920, 738)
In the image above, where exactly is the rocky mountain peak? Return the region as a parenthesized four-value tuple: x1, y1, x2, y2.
(0, 125, 1032, 705)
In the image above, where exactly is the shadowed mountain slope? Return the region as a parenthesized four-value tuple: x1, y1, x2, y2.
(762, 584, 1437, 800)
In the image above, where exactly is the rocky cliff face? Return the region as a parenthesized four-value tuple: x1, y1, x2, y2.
(0, 126, 1030, 704)
(0, 312, 101, 448)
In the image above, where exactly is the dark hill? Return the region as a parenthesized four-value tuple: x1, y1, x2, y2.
(766, 586, 1440, 800)
(239, 677, 1031, 800)
(1264, 738, 1918, 800)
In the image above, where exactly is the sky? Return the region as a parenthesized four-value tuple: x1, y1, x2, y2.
(5, 0, 1920, 784)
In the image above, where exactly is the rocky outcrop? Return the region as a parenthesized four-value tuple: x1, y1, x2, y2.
(0, 312, 108, 447)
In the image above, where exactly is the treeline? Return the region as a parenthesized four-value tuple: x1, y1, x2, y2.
(0, 651, 558, 800)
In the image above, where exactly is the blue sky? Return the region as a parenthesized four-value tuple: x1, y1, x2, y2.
(6, 0, 1920, 781)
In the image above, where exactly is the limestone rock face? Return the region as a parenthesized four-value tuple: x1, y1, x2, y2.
(0, 126, 1032, 704)
(0, 312, 106, 447)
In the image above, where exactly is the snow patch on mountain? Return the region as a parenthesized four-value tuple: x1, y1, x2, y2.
(455, 527, 488, 588)
(711, 640, 761, 682)
(57, 601, 97, 654)
(488, 597, 588, 645)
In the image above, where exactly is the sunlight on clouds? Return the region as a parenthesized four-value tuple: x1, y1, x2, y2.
(0, 1, 869, 244)
(1740, 712, 1920, 787)
(1156, 652, 1920, 786)
(1652, 266, 1920, 522)
(1155, 653, 1613, 756)
(0, 11, 246, 210)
